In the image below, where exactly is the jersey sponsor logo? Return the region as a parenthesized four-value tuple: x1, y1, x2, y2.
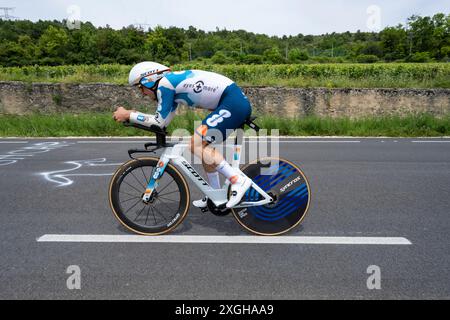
(183, 81, 219, 94)
(207, 110, 232, 127)
(194, 81, 204, 93)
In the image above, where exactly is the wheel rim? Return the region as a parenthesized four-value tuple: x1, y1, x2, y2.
(117, 164, 182, 230)
(234, 158, 311, 235)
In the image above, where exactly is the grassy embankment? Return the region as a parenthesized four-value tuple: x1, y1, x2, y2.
(1, 63, 448, 137)
(1, 112, 449, 137)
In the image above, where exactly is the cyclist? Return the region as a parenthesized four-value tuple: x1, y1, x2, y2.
(113, 62, 252, 209)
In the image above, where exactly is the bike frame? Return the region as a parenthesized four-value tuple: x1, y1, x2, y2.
(142, 142, 274, 209)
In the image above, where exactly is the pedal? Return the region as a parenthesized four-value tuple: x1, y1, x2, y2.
(201, 207, 209, 214)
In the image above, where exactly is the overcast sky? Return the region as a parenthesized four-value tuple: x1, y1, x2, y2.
(3, 0, 450, 36)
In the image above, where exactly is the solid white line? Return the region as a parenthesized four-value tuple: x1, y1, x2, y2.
(77, 141, 155, 144)
(36, 235, 412, 245)
(76, 140, 362, 144)
(0, 141, 28, 144)
(270, 141, 361, 143)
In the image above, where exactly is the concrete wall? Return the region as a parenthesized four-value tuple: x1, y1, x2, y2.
(0, 81, 449, 118)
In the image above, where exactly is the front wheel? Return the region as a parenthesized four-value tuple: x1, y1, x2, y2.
(109, 157, 190, 236)
(231, 158, 311, 236)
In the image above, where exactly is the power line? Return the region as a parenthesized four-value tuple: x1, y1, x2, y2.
(0, 7, 19, 20)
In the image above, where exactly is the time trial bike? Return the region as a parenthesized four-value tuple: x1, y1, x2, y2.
(108, 117, 311, 236)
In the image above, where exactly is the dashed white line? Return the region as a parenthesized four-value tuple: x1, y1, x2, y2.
(37, 235, 412, 245)
(412, 141, 450, 143)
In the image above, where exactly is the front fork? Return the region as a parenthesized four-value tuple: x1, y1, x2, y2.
(142, 155, 170, 203)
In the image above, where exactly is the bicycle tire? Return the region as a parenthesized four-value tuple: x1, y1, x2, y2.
(109, 157, 190, 236)
(230, 157, 311, 236)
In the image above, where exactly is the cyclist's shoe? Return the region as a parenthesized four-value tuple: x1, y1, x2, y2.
(193, 197, 208, 209)
(226, 175, 252, 208)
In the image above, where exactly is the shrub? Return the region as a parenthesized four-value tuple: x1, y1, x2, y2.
(356, 54, 380, 63)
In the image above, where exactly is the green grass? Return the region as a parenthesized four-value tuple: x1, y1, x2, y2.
(0, 63, 449, 88)
(1, 112, 449, 137)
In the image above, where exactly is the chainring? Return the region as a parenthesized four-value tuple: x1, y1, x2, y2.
(207, 199, 231, 217)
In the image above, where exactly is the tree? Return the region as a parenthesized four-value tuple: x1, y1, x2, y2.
(211, 51, 230, 64)
(288, 48, 309, 62)
(145, 26, 180, 63)
(38, 25, 69, 65)
(264, 46, 285, 64)
(380, 26, 407, 60)
(0, 13, 448, 66)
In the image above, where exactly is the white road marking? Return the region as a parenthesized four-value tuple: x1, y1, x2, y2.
(37, 235, 412, 245)
(269, 141, 361, 143)
(77, 141, 157, 144)
(76, 140, 362, 144)
(412, 141, 450, 143)
(0, 141, 28, 144)
(40, 158, 122, 187)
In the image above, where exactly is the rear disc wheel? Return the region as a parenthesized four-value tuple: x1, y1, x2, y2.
(231, 158, 311, 236)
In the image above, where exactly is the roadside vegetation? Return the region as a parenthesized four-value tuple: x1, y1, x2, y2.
(0, 63, 448, 88)
(1, 112, 449, 137)
(0, 13, 448, 67)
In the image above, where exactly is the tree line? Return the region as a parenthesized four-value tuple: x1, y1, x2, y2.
(0, 13, 448, 67)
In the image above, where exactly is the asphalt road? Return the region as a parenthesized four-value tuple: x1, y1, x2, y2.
(0, 137, 449, 300)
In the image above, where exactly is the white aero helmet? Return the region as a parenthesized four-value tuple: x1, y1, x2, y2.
(128, 61, 171, 89)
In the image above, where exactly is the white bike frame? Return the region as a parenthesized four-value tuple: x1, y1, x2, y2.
(142, 142, 274, 209)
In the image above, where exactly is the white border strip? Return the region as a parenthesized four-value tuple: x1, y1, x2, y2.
(76, 140, 361, 144)
(37, 235, 412, 245)
(77, 141, 156, 144)
(0, 141, 28, 144)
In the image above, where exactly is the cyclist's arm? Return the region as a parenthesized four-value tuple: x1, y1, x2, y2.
(129, 79, 178, 129)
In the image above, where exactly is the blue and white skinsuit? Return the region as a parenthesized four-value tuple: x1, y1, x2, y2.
(130, 70, 252, 143)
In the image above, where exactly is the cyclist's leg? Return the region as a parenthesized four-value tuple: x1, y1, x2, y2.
(190, 84, 252, 207)
(190, 84, 252, 174)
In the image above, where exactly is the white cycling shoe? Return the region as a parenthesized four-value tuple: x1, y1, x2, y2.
(226, 175, 252, 209)
(193, 197, 208, 209)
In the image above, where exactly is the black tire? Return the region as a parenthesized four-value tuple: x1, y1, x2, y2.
(230, 158, 311, 236)
(109, 157, 190, 236)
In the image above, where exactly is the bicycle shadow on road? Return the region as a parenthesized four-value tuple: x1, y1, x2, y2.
(115, 208, 305, 236)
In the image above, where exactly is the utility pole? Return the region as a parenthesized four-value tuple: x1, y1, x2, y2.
(409, 32, 413, 56)
(0, 7, 18, 20)
(285, 43, 289, 60)
(189, 43, 192, 61)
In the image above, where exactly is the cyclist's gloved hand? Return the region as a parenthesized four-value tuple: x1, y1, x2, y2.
(113, 106, 134, 123)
